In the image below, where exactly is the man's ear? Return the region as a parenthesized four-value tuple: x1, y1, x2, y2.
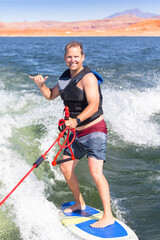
(82, 54, 85, 62)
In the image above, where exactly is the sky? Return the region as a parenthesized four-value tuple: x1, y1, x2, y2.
(0, 0, 160, 22)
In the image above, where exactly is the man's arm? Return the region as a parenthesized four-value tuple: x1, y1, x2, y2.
(39, 84, 59, 100)
(78, 72, 99, 122)
(29, 74, 59, 100)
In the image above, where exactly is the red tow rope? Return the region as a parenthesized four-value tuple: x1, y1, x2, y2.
(0, 106, 75, 206)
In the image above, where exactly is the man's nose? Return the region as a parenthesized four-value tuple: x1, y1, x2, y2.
(71, 57, 75, 62)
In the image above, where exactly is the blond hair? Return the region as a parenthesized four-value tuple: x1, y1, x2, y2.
(65, 41, 84, 55)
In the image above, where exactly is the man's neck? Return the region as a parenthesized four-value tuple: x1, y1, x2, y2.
(70, 66, 84, 79)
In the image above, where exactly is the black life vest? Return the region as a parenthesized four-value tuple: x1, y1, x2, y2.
(58, 66, 103, 126)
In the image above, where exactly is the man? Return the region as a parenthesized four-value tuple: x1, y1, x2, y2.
(29, 41, 114, 228)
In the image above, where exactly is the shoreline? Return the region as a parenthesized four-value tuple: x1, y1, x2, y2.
(0, 30, 160, 37)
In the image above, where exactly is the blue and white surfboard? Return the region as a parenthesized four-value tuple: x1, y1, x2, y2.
(59, 202, 138, 240)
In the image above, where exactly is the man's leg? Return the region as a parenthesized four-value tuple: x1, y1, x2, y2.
(88, 157, 115, 228)
(60, 155, 86, 212)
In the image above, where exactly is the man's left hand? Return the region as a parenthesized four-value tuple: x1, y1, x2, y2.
(65, 117, 77, 129)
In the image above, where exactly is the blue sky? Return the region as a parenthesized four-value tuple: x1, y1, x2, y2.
(0, 0, 159, 22)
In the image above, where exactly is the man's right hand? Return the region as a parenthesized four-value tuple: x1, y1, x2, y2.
(29, 75, 48, 88)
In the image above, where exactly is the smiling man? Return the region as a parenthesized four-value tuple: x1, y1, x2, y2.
(29, 41, 114, 228)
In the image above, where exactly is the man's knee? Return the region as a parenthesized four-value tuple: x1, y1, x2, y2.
(88, 160, 103, 182)
(60, 160, 75, 175)
(89, 167, 100, 181)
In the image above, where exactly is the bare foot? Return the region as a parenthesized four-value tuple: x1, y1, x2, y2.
(64, 202, 86, 213)
(90, 215, 115, 228)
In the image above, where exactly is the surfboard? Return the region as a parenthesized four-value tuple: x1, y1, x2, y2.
(59, 202, 139, 240)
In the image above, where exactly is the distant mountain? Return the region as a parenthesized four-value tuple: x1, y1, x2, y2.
(107, 8, 159, 19)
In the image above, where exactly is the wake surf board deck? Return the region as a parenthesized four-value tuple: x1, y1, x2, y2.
(59, 202, 138, 240)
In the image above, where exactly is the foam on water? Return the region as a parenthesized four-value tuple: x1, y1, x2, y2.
(0, 150, 78, 240)
(1, 36, 160, 240)
(0, 89, 78, 240)
(103, 87, 160, 146)
(1, 82, 159, 239)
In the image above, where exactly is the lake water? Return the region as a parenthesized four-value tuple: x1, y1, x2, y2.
(0, 37, 160, 240)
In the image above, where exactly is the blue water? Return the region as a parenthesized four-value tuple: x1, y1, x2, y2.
(0, 37, 160, 240)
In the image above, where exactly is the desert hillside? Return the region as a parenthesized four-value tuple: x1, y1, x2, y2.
(0, 14, 160, 36)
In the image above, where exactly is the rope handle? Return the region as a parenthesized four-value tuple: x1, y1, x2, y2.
(57, 119, 76, 148)
(51, 117, 76, 166)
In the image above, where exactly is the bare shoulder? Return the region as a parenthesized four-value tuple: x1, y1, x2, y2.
(81, 72, 97, 87)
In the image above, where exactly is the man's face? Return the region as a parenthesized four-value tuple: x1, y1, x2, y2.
(64, 46, 85, 71)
